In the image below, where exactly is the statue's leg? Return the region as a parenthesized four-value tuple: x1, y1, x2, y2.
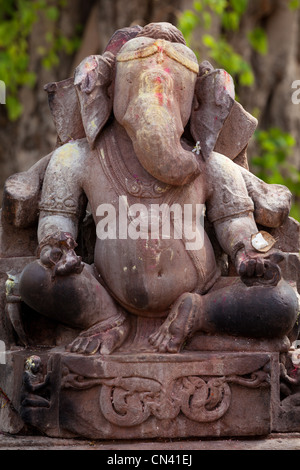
(19, 261, 129, 354)
(149, 292, 203, 353)
(149, 278, 299, 353)
(201, 278, 299, 338)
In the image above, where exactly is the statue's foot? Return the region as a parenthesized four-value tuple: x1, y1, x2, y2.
(149, 293, 202, 353)
(66, 314, 130, 355)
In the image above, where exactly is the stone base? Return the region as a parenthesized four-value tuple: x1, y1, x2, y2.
(0, 347, 285, 439)
(2, 433, 300, 450)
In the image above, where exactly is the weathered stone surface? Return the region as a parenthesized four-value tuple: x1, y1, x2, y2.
(0, 212, 37, 259)
(0, 257, 36, 349)
(0, 350, 25, 435)
(214, 101, 258, 165)
(279, 253, 300, 293)
(2, 154, 51, 230)
(44, 79, 85, 146)
(10, 349, 273, 439)
(271, 217, 300, 253)
(1, 433, 300, 450)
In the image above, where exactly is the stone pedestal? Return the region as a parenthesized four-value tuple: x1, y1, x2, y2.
(0, 348, 280, 439)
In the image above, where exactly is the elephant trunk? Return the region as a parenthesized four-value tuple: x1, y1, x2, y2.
(120, 69, 199, 186)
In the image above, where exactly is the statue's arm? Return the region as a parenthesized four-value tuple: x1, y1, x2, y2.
(38, 141, 87, 241)
(205, 151, 256, 259)
(205, 152, 282, 282)
(37, 140, 87, 275)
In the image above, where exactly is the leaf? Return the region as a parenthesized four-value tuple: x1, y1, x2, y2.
(203, 11, 212, 29)
(193, 1, 203, 12)
(202, 33, 216, 49)
(229, 0, 248, 15)
(289, 204, 300, 222)
(250, 127, 299, 214)
(6, 95, 23, 121)
(222, 11, 240, 31)
(239, 67, 255, 86)
(46, 6, 59, 21)
(20, 71, 36, 87)
(248, 27, 268, 55)
(178, 9, 200, 44)
(204, 0, 227, 16)
(289, 0, 300, 10)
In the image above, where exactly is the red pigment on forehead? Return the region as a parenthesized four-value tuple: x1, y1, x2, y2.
(156, 92, 163, 106)
(154, 77, 164, 105)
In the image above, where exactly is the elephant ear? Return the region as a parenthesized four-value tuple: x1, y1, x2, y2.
(44, 55, 113, 149)
(44, 56, 113, 149)
(44, 78, 85, 145)
(45, 26, 143, 149)
(214, 100, 258, 169)
(190, 61, 235, 160)
(74, 53, 115, 148)
(74, 26, 143, 148)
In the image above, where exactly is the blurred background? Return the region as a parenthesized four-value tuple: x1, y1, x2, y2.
(0, 0, 299, 219)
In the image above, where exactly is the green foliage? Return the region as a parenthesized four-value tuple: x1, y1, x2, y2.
(0, 0, 38, 119)
(177, 9, 201, 43)
(178, 0, 256, 86)
(247, 27, 268, 55)
(289, 0, 300, 10)
(202, 34, 254, 86)
(251, 129, 300, 221)
(0, 0, 81, 120)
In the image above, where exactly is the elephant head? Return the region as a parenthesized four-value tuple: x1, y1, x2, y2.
(45, 22, 255, 186)
(113, 35, 201, 186)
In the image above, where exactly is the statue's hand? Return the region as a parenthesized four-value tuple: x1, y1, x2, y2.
(237, 251, 283, 287)
(39, 232, 83, 276)
(40, 245, 83, 276)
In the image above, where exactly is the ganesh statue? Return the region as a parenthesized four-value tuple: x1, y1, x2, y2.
(0, 22, 300, 439)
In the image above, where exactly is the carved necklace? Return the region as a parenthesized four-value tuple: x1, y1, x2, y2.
(98, 124, 174, 200)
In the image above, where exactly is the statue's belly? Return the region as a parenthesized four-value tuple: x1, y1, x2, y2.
(94, 237, 200, 316)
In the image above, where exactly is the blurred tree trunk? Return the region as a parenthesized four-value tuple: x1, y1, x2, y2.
(0, 0, 299, 204)
(235, 0, 300, 139)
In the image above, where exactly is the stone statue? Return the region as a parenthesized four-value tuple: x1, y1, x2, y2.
(1, 22, 300, 439)
(20, 355, 51, 408)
